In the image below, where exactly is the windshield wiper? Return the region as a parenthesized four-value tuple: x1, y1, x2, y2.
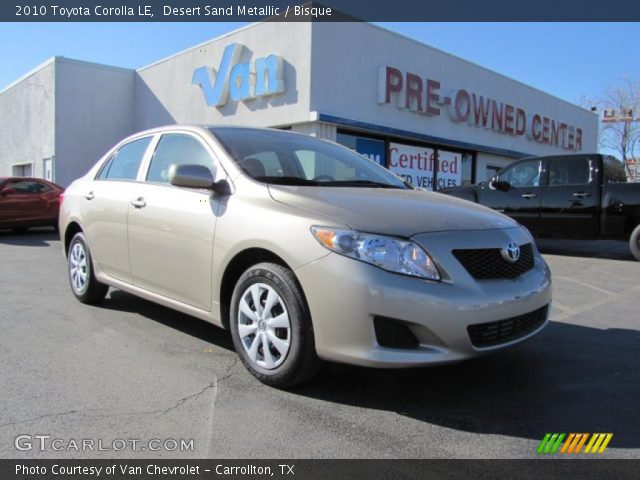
(254, 176, 321, 186)
(322, 180, 406, 189)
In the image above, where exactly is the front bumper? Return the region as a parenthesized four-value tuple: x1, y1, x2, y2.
(294, 227, 552, 367)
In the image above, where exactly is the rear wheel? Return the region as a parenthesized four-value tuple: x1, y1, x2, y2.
(630, 224, 640, 261)
(230, 262, 321, 388)
(68, 232, 108, 304)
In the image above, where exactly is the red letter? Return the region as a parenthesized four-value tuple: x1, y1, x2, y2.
(504, 104, 515, 134)
(515, 108, 526, 135)
(425, 79, 441, 116)
(575, 128, 582, 151)
(405, 73, 423, 112)
(379, 67, 403, 105)
(491, 101, 503, 131)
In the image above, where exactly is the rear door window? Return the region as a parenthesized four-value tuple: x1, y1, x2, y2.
(548, 158, 593, 186)
(98, 137, 152, 181)
(603, 156, 628, 183)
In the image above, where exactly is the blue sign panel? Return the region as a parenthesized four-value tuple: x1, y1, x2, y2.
(355, 137, 386, 166)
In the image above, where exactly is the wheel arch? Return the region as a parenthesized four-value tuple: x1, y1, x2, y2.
(219, 248, 309, 330)
(64, 221, 83, 257)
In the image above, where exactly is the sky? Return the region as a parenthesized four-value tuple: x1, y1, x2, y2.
(0, 22, 638, 107)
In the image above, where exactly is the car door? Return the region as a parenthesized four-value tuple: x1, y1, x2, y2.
(127, 132, 221, 311)
(81, 136, 153, 283)
(477, 159, 543, 233)
(0, 179, 48, 224)
(539, 156, 599, 238)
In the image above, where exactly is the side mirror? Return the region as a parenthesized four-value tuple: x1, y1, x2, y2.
(211, 179, 231, 196)
(490, 177, 511, 191)
(169, 164, 214, 189)
(0, 187, 16, 196)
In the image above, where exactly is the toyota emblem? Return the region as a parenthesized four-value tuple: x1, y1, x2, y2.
(501, 242, 520, 263)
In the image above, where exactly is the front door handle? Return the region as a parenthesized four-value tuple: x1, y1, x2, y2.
(84, 191, 94, 201)
(521, 193, 537, 199)
(130, 197, 146, 209)
(572, 192, 591, 198)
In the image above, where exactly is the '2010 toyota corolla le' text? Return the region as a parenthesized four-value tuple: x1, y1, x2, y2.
(59, 126, 552, 387)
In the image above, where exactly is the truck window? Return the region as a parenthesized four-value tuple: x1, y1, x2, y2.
(548, 157, 592, 186)
(603, 156, 628, 183)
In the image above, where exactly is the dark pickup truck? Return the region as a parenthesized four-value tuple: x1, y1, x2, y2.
(441, 154, 640, 261)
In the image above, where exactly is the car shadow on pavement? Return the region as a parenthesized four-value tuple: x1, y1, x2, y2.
(99, 289, 235, 350)
(0, 228, 59, 247)
(295, 320, 640, 449)
(536, 238, 635, 261)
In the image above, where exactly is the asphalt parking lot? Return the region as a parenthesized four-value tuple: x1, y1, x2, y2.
(0, 229, 638, 459)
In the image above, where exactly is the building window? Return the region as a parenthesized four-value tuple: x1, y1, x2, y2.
(388, 142, 436, 190)
(336, 132, 386, 166)
(485, 165, 502, 182)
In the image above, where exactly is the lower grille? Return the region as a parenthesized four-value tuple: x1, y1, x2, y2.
(453, 243, 534, 279)
(467, 306, 548, 348)
(374, 316, 419, 349)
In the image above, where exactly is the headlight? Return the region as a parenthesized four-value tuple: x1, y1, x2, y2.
(311, 226, 440, 281)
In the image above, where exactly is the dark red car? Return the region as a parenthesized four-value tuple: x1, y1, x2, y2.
(0, 177, 64, 231)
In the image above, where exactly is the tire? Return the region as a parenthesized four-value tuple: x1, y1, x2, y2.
(630, 224, 640, 262)
(68, 232, 108, 304)
(229, 262, 321, 388)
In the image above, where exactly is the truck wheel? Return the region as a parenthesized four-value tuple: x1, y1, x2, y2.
(68, 232, 109, 304)
(630, 224, 640, 261)
(230, 262, 321, 388)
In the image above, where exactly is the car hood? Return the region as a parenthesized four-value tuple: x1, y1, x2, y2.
(268, 185, 518, 237)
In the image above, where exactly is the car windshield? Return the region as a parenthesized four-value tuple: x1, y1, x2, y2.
(210, 127, 408, 189)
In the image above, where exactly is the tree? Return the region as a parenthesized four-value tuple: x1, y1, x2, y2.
(581, 78, 640, 179)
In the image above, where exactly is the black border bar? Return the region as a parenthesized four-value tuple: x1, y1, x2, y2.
(4, 0, 640, 22)
(4, 459, 640, 480)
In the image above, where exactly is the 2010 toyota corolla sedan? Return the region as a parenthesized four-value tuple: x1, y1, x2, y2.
(59, 125, 552, 387)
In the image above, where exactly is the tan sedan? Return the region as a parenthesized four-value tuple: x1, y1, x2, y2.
(59, 126, 552, 387)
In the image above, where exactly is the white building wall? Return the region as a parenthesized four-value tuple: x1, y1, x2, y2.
(54, 58, 134, 186)
(0, 60, 56, 180)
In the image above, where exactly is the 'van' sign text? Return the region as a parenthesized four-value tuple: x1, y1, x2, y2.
(193, 43, 285, 108)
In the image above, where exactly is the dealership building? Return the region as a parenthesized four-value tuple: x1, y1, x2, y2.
(0, 22, 598, 188)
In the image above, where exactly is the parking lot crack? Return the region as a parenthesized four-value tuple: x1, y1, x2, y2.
(0, 409, 79, 429)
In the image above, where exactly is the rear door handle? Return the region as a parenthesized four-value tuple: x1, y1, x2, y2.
(84, 192, 94, 201)
(521, 193, 537, 199)
(572, 192, 591, 198)
(130, 197, 146, 209)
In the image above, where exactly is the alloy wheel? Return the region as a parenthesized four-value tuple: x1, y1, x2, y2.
(69, 242, 88, 294)
(237, 283, 291, 369)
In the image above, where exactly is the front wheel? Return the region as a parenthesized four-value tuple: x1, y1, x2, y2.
(229, 263, 321, 388)
(630, 224, 640, 261)
(68, 232, 108, 304)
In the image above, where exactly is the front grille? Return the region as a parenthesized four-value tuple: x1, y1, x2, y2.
(467, 306, 548, 348)
(374, 316, 420, 349)
(452, 243, 534, 279)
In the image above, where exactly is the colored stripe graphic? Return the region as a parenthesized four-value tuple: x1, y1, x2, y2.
(560, 433, 589, 454)
(537, 433, 565, 454)
(538, 433, 613, 454)
(584, 433, 613, 454)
